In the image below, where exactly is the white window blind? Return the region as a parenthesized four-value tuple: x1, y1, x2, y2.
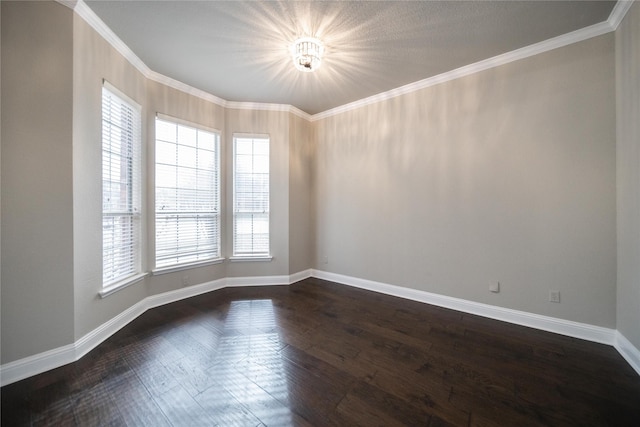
(155, 117, 220, 268)
(102, 85, 142, 287)
(233, 136, 270, 256)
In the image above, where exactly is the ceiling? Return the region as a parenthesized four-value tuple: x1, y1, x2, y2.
(85, 1, 616, 115)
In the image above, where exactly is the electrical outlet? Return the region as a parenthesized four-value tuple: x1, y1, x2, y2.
(489, 282, 500, 293)
(549, 290, 560, 303)
(323, 256, 329, 264)
(182, 275, 190, 286)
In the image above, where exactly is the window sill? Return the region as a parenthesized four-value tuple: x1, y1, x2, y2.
(100, 272, 148, 298)
(152, 258, 225, 276)
(229, 255, 273, 263)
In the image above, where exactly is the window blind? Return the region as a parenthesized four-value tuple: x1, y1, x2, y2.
(155, 118, 220, 268)
(102, 85, 142, 286)
(233, 136, 270, 256)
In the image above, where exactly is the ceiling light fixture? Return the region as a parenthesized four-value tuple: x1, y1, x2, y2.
(292, 37, 324, 72)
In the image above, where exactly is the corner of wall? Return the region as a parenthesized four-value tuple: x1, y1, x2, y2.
(615, 0, 640, 354)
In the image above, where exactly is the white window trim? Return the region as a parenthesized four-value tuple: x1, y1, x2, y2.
(99, 272, 148, 299)
(156, 113, 220, 134)
(232, 133, 271, 257)
(101, 81, 144, 290)
(229, 255, 273, 263)
(154, 114, 222, 270)
(152, 257, 225, 276)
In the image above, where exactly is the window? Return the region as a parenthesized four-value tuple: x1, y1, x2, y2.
(102, 84, 142, 287)
(155, 117, 220, 269)
(233, 135, 270, 257)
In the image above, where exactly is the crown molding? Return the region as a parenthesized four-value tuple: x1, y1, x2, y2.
(148, 73, 311, 120)
(146, 68, 228, 107)
(311, 1, 634, 121)
(225, 101, 312, 121)
(67, 0, 633, 123)
(69, 0, 310, 117)
(56, 0, 78, 10)
(310, 19, 615, 121)
(289, 106, 313, 121)
(609, 0, 635, 30)
(73, 0, 151, 77)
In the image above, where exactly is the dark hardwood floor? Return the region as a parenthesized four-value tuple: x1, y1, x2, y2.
(2, 277, 640, 426)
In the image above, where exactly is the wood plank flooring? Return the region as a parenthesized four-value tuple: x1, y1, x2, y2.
(2, 277, 640, 426)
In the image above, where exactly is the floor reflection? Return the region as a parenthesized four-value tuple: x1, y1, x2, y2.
(208, 299, 293, 426)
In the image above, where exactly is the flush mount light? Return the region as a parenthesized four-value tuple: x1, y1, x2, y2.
(291, 37, 324, 72)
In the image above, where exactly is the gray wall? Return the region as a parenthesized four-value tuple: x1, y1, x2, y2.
(1, 1, 75, 362)
(314, 34, 617, 328)
(616, 2, 640, 351)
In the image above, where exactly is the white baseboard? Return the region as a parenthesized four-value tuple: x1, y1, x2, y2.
(310, 269, 640, 376)
(615, 331, 640, 376)
(226, 274, 290, 287)
(0, 272, 304, 387)
(289, 269, 313, 284)
(3, 268, 638, 386)
(75, 299, 149, 361)
(311, 269, 616, 344)
(0, 342, 77, 388)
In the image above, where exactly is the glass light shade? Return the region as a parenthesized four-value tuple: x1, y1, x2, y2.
(292, 37, 324, 72)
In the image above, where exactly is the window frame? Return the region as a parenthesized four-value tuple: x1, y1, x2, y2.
(153, 114, 223, 273)
(231, 134, 272, 260)
(101, 82, 144, 293)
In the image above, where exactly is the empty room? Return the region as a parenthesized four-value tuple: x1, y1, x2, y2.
(2, 0, 640, 425)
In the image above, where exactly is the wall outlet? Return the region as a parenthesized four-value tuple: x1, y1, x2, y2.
(489, 282, 500, 293)
(323, 256, 329, 264)
(549, 290, 560, 303)
(182, 275, 190, 286)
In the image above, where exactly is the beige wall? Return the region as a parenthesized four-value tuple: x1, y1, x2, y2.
(314, 34, 617, 327)
(72, 11, 299, 341)
(616, 2, 640, 351)
(289, 113, 314, 274)
(224, 108, 291, 278)
(72, 11, 148, 341)
(1, 1, 75, 362)
(145, 81, 229, 296)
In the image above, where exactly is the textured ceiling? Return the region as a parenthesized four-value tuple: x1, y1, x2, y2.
(85, 1, 616, 115)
